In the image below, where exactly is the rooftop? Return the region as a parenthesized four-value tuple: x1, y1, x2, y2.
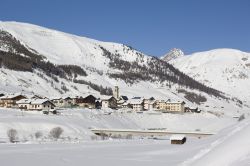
(170, 134, 186, 140)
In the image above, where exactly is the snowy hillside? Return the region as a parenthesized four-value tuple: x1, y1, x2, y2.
(0, 21, 247, 114)
(0, 21, 144, 70)
(168, 49, 250, 107)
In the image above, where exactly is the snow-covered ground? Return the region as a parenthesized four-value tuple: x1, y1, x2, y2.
(0, 108, 236, 142)
(1, 108, 250, 166)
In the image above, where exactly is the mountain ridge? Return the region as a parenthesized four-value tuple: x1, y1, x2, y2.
(0, 21, 247, 114)
(161, 48, 184, 62)
(168, 48, 250, 107)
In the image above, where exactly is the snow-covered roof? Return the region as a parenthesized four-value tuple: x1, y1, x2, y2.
(166, 101, 185, 104)
(0, 94, 25, 99)
(117, 100, 125, 104)
(129, 99, 143, 105)
(50, 96, 73, 100)
(31, 99, 50, 105)
(16, 98, 53, 105)
(122, 101, 129, 106)
(148, 100, 156, 104)
(132, 97, 143, 100)
(186, 106, 198, 110)
(101, 96, 114, 100)
(170, 134, 186, 140)
(157, 100, 166, 103)
(144, 97, 155, 101)
(144, 99, 156, 104)
(50, 96, 62, 100)
(120, 96, 128, 100)
(16, 99, 32, 104)
(81, 94, 93, 99)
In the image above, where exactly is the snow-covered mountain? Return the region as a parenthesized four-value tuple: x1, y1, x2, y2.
(0, 21, 247, 114)
(161, 48, 184, 62)
(168, 48, 250, 106)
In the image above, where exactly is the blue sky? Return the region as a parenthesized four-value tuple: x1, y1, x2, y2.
(0, 0, 249, 56)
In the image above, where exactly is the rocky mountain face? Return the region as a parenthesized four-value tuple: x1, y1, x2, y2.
(161, 48, 184, 62)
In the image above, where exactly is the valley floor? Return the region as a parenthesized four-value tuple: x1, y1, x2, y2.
(0, 108, 249, 166)
(0, 139, 205, 166)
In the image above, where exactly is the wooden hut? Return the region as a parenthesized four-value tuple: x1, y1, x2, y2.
(170, 134, 186, 144)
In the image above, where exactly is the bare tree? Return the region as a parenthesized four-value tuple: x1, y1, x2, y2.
(35, 131, 43, 139)
(7, 129, 18, 143)
(49, 127, 63, 140)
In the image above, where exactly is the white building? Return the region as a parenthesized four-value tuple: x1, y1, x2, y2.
(17, 99, 55, 111)
(128, 98, 144, 111)
(51, 97, 73, 108)
(0, 94, 26, 108)
(101, 96, 117, 109)
(143, 97, 155, 111)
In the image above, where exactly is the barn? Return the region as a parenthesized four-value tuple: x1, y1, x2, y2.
(170, 134, 186, 144)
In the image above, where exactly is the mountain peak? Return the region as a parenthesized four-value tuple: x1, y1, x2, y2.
(161, 48, 184, 62)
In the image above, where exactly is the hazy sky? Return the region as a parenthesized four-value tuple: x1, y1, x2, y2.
(1, 0, 249, 56)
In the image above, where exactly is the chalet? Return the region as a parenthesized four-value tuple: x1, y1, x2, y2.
(170, 134, 186, 144)
(117, 96, 128, 108)
(143, 97, 155, 111)
(101, 96, 117, 109)
(121, 101, 130, 109)
(51, 97, 73, 108)
(185, 107, 201, 113)
(16, 99, 31, 109)
(0, 94, 27, 108)
(76, 95, 97, 109)
(128, 98, 144, 111)
(120, 96, 128, 102)
(17, 99, 55, 111)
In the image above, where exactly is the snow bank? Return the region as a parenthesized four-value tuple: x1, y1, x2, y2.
(182, 118, 250, 166)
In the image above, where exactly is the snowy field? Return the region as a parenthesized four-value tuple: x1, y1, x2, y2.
(0, 108, 250, 166)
